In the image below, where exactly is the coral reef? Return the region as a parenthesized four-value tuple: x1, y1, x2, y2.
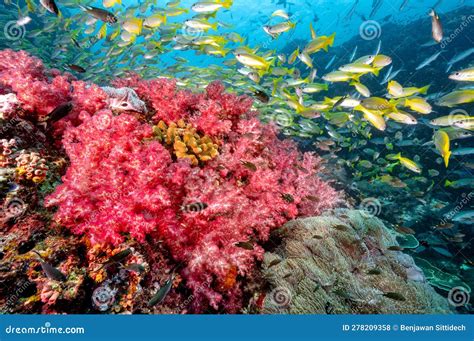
(15, 150, 49, 184)
(45, 78, 339, 311)
(1, 49, 339, 313)
(261, 209, 452, 314)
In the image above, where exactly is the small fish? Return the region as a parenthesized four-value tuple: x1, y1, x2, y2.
(68, 64, 86, 73)
(101, 248, 132, 268)
(383, 291, 406, 301)
(40, 0, 59, 15)
(235, 241, 254, 250)
(388, 153, 422, 173)
(80, 5, 118, 24)
(253, 89, 269, 103)
(240, 160, 257, 171)
(429, 9, 443, 43)
(181, 202, 208, 212)
(395, 225, 415, 235)
(123, 263, 146, 273)
(449, 67, 474, 82)
(432, 222, 454, 230)
(433, 130, 451, 168)
(267, 259, 282, 268)
(148, 274, 174, 306)
(281, 193, 294, 203)
(387, 245, 404, 251)
(48, 102, 73, 123)
(367, 268, 382, 275)
(415, 50, 443, 70)
(332, 224, 348, 231)
(32, 251, 66, 282)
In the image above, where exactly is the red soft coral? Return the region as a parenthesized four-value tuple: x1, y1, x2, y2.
(43, 74, 339, 311)
(0, 49, 72, 119)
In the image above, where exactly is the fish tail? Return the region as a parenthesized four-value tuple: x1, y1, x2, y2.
(222, 0, 233, 9)
(445, 179, 453, 187)
(372, 67, 382, 76)
(327, 32, 336, 47)
(420, 84, 430, 94)
(444, 151, 451, 168)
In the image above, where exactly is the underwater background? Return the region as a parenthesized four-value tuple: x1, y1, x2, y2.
(0, 0, 473, 314)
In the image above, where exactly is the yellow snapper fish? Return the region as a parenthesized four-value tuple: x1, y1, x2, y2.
(360, 97, 393, 110)
(387, 80, 430, 98)
(324, 96, 360, 108)
(297, 51, 313, 68)
(453, 118, 474, 130)
(389, 153, 422, 173)
(354, 105, 386, 131)
(271, 9, 289, 19)
(353, 55, 376, 64)
(429, 114, 471, 126)
(288, 47, 300, 64)
(103, 0, 121, 8)
(387, 109, 417, 125)
(191, 0, 233, 13)
(184, 18, 218, 31)
(166, 7, 189, 16)
(122, 17, 143, 35)
(304, 32, 336, 54)
(322, 70, 360, 82)
(143, 13, 167, 28)
(263, 21, 296, 38)
(433, 130, 451, 167)
(339, 62, 381, 75)
(372, 54, 392, 67)
(436, 89, 474, 107)
(449, 67, 474, 82)
(350, 81, 371, 97)
(401, 97, 432, 114)
(235, 52, 273, 71)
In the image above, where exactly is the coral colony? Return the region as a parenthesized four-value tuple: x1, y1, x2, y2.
(0, 50, 338, 312)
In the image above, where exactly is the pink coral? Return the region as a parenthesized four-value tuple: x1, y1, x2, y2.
(5, 50, 339, 311)
(0, 49, 71, 119)
(46, 76, 339, 311)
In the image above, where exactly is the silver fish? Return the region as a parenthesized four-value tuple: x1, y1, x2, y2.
(415, 50, 443, 70)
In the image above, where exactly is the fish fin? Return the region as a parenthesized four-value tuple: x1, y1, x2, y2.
(444, 151, 451, 168)
(327, 32, 336, 47)
(419, 85, 430, 95)
(372, 67, 382, 76)
(310, 22, 317, 39)
(222, 0, 233, 9)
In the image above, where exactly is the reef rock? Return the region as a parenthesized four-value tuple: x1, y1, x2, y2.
(262, 209, 452, 314)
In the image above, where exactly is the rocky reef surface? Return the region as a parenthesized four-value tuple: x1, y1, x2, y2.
(262, 209, 452, 314)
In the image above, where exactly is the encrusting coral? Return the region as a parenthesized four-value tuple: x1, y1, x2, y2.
(152, 119, 219, 166)
(1, 49, 340, 313)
